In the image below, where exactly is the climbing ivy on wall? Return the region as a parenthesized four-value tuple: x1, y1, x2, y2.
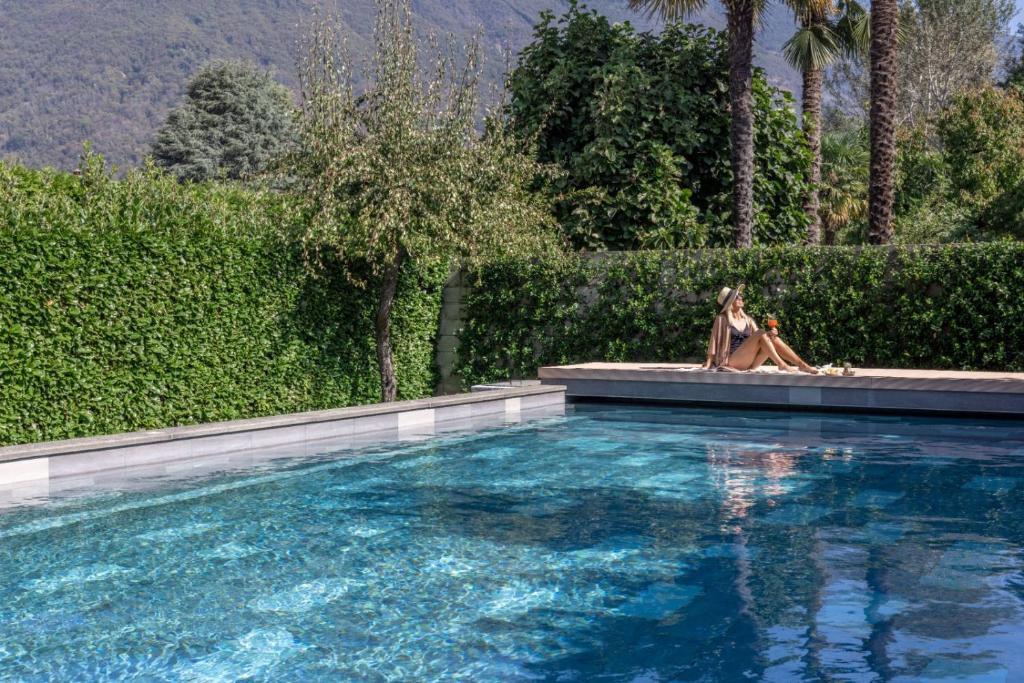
(458, 245, 1024, 385)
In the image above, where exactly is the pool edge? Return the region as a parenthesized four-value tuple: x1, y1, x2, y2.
(0, 386, 567, 483)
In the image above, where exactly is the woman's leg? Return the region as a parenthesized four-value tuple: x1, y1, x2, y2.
(727, 331, 793, 371)
(746, 346, 772, 370)
(770, 336, 818, 373)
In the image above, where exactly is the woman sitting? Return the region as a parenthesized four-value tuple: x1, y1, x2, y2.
(703, 285, 817, 373)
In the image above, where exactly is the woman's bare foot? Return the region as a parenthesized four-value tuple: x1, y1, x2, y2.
(778, 364, 797, 372)
(798, 364, 819, 374)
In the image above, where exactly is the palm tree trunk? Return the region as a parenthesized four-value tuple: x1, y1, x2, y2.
(868, 0, 899, 245)
(727, 1, 756, 248)
(375, 252, 404, 402)
(802, 64, 823, 245)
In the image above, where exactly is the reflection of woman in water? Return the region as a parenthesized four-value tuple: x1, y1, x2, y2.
(703, 285, 817, 373)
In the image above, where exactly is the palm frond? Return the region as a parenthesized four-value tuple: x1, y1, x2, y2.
(752, 0, 773, 30)
(822, 130, 869, 169)
(782, 0, 837, 24)
(783, 23, 841, 71)
(834, 0, 870, 57)
(627, 0, 708, 22)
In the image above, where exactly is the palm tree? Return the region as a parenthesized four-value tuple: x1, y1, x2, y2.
(868, 0, 899, 244)
(783, 0, 868, 244)
(628, 0, 766, 248)
(819, 129, 868, 244)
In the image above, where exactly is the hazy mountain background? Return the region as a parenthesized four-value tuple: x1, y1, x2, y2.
(0, 0, 808, 171)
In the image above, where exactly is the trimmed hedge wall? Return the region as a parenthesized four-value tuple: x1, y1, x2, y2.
(458, 245, 1024, 385)
(0, 161, 445, 446)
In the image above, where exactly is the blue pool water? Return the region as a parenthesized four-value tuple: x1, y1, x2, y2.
(2, 404, 1024, 682)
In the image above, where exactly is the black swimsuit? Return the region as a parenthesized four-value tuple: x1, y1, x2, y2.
(729, 321, 751, 355)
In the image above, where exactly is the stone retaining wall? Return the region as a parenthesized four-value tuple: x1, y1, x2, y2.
(436, 269, 467, 394)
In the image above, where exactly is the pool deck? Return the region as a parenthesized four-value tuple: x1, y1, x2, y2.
(539, 363, 1024, 417)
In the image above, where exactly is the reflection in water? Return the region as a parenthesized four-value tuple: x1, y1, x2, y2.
(0, 404, 1022, 681)
(697, 415, 1024, 683)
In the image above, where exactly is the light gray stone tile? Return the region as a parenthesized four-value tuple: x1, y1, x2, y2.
(434, 417, 479, 435)
(347, 428, 400, 449)
(349, 413, 400, 436)
(0, 457, 49, 486)
(49, 448, 129, 477)
(304, 434, 361, 456)
(246, 425, 306, 451)
(468, 413, 509, 431)
(398, 408, 435, 431)
(304, 420, 354, 443)
(470, 399, 506, 417)
(398, 429, 436, 443)
(520, 404, 565, 421)
(505, 397, 521, 419)
(520, 392, 565, 410)
(435, 403, 473, 424)
(44, 473, 99, 493)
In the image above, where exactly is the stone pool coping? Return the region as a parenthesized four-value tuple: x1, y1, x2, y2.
(539, 363, 1024, 416)
(0, 386, 566, 483)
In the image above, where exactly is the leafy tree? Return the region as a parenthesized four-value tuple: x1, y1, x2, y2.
(784, 0, 868, 243)
(868, 0, 900, 244)
(884, 87, 1024, 243)
(888, 126, 956, 242)
(627, 0, 767, 247)
(935, 85, 1024, 240)
(283, 0, 559, 402)
(152, 60, 295, 181)
(507, 4, 810, 250)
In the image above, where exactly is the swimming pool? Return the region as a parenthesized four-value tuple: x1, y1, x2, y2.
(1, 404, 1023, 681)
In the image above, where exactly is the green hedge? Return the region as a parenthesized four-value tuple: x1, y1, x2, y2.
(458, 245, 1024, 384)
(0, 160, 445, 446)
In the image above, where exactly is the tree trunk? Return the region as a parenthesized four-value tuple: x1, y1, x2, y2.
(726, 1, 756, 248)
(868, 0, 899, 245)
(375, 252, 404, 402)
(802, 64, 823, 245)
(823, 219, 838, 246)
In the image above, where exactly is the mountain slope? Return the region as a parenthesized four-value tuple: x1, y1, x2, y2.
(0, 1, 798, 171)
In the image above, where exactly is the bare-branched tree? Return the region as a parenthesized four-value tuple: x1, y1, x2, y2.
(898, 0, 1013, 127)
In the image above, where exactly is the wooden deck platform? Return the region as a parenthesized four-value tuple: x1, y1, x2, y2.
(538, 363, 1024, 417)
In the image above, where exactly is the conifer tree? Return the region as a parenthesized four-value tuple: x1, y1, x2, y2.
(152, 61, 295, 181)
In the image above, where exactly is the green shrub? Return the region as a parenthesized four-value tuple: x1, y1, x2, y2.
(0, 159, 445, 446)
(458, 246, 1024, 384)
